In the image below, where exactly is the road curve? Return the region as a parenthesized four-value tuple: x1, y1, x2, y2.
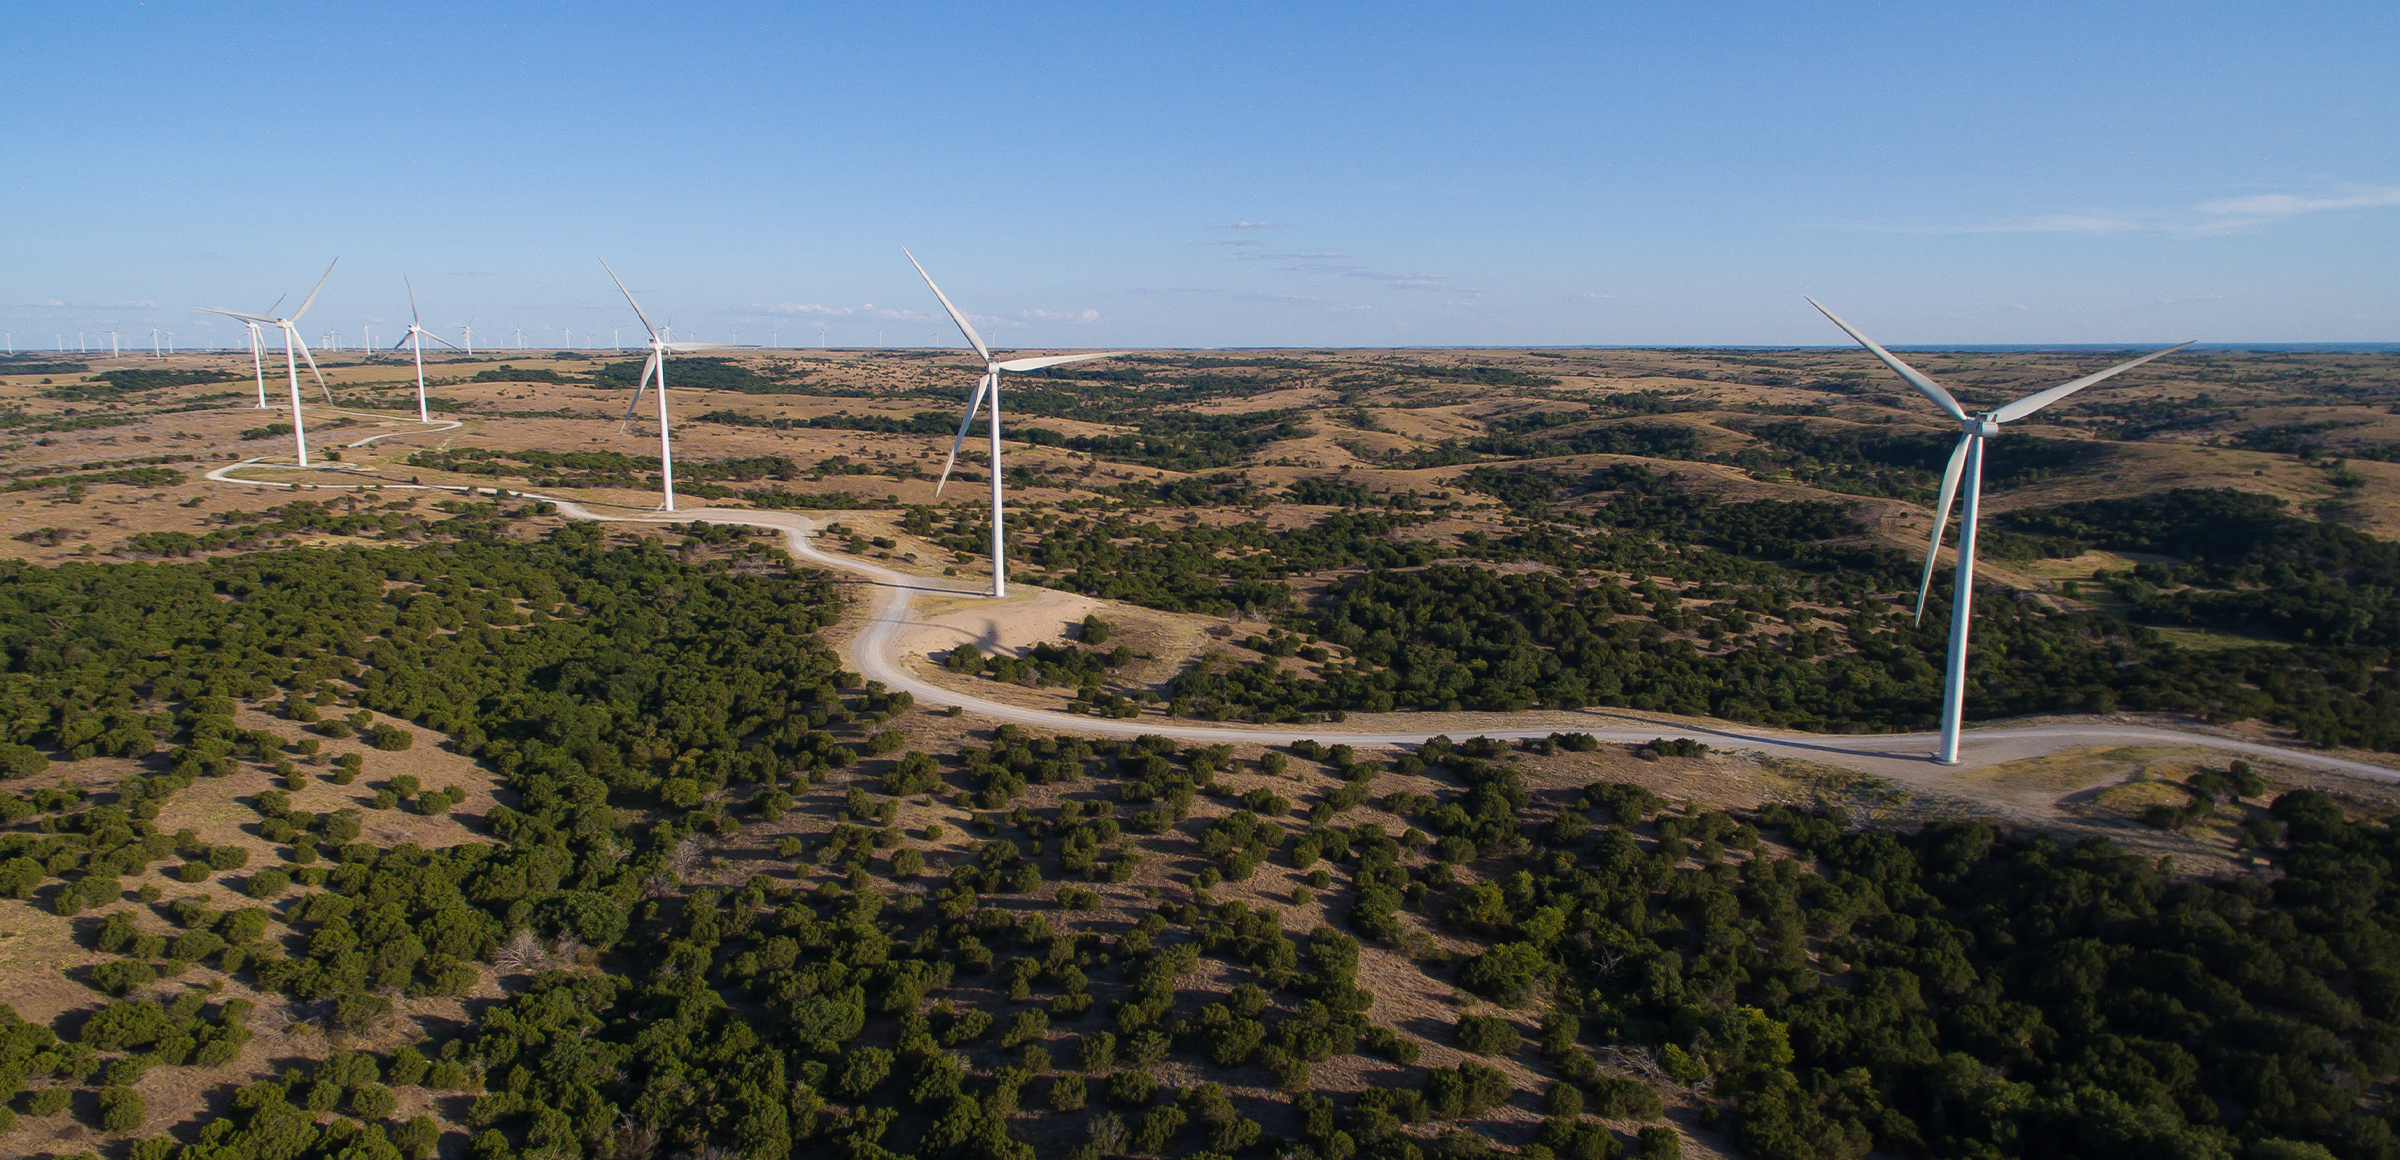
(191, 463, 2400, 784)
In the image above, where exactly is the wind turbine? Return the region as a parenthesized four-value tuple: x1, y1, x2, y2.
(1807, 297, 2191, 764)
(600, 258, 738, 513)
(904, 247, 1123, 598)
(391, 277, 462, 423)
(150, 329, 161, 357)
(196, 259, 340, 467)
(461, 324, 475, 355)
(237, 317, 269, 407)
(107, 331, 119, 358)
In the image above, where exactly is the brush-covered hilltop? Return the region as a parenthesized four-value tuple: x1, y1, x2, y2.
(3, 346, 2400, 1160)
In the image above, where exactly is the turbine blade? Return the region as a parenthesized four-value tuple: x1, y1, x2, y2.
(1805, 297, 1967, 422)
(197, 307, 276, 322)
(1915, 435, 1973, 625)
(391, 334, 413, 351)
(934, 373, 992, 497)
(406, 274, 422, 326)
(425, 331, 463, 350)
(901, 247, 991, 362)
(290, 258, 338, 322)
(994, 351, 1128, 373)
(622, 351, 661, 423)
(598, 258, 660, 339)
(1991, 341, 2198, 423)
(291, 330, 333, 402)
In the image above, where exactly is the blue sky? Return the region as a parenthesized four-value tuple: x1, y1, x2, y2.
(3, 1, 2394, 350)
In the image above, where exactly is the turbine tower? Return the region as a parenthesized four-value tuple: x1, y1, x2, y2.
(905, 247, 1123, 599)
(1808, 297, 2192, 764)
(391, 277, 462, 423)
(197, 259, 340, 467)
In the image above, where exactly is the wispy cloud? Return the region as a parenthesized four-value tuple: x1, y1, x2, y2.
(757, 301, 925, 321)
(1128, 287, 1326, 306)
(2199, 187, 2400, 217)
(10, 298, 159, 309)
(1230, 221, 1278, 229)
(1022, 308, 1100, 324)
(1821, 183, 2400, 237)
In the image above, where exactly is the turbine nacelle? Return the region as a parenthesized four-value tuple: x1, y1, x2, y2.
(1962, 417, 2000, 438)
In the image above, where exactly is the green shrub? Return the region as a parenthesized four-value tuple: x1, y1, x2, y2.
(244, 869, 290, 899)
(1427, 1061, 1511, 1119)
(1589, 1076, 1664, 1120)
(90, 960, 157, 996)
(1106, 1069, 1157, 1107)
(394, 1115, 440, 1160)
(27, 1087, 69, 1117)
(350, 1083, 398, 1120)
(99, 1084, 145, 1131)
(1050, 1074, 1087, 1112)
(369, 724, 413, 751)
(1456, 1014, 1518, 1055)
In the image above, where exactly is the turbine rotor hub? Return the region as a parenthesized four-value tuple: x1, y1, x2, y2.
(1963, 417, 2000, 437)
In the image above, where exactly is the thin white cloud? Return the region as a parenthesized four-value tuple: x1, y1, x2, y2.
(1021, 308, 1100, 324)
(2199, 186, 2400, 217)
(757, 301, 926, 321)
(10, 298, 159, 309)
(1230, 221, 1278, 229)
(1822, 183, 2400, 237)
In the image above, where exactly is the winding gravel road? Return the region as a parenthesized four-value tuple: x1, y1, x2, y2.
(198, 459, 2400, 784)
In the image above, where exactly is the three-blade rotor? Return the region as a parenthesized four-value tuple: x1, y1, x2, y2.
(1810, 299, 2192, 622)
(906, 248, 1124, 494)
(195, 258, 339, 403)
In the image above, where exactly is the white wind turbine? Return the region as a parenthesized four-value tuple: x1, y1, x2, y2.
(391, 277, 462, 423)
(1808, 298, 2191, 764)
(197, 259, 340, 467)
(237, 316, 270, 406)
(600, 259, 745, 513)
(905, 247, 1123, 599)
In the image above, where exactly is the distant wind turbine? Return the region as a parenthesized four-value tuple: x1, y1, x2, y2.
(197, 259, 340, 467)
(237, 317, 269, 407)
(150, 329, 161, 358)
(107, 331, 119, 358)
(904, 247, 1123, 599)
(601, 258, 741, 512)
(391, 276, 462, 423)
(1807, 297, 2192, 764)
